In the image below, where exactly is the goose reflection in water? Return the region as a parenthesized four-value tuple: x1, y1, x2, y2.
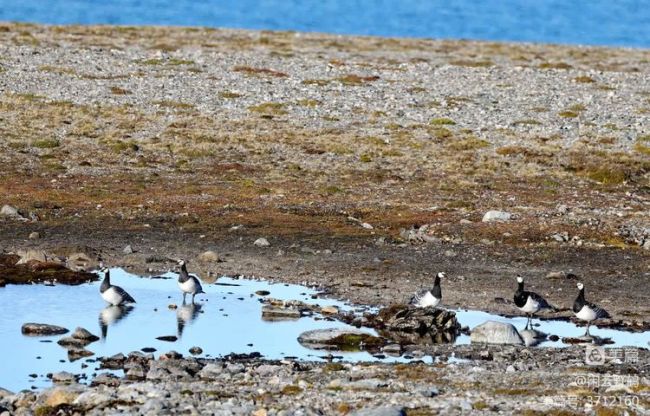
(519, 328, 547, 347)
(99, 304, 134, 340)
(177, 301, 202, 338)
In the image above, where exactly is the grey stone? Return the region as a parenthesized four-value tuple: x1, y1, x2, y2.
(140, 399, 164, 414)
(67, 347, 94, 361)
(145, 365, 171, 381)
(351, 406, 406, 416)
(482, 210, 512, 222)
(123, 245, 134, 254)
(546, 271, 566, 279)
(28, 232, 40, 240)
(255, 364, 280, 377)
(51, 371, 76, 384)
(21, 322, 69, 336)
(375, 305, 461, 335)
(0, 388, 13, 399)
(16, 250, 48, 264)
(72, 327, 99, 342)
(66, 253, 96, 270)
(1, 205, 25, 220)
(90, 373, 121, 387)
(74, 390, 115, 407)
(125, 365, 146, 380)
(198, 363, 223, 379)
(226, 363, 245, 374)
(253, 237, 270, 247)
(261, 305, 301, 320)
(551, 231, 569, 242)
(58, 336, 90, 348)
(346, 378, 387, 390)
(420, 387, 439, 397)
(470, 321, 524, 345)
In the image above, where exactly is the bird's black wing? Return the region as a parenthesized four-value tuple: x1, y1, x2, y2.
(191, 276, 205, 294)
(528, 291, 555, 310)
(587, 301, 610, 319)
(409, 290, 425, 305)
(114, 285, 136, 303)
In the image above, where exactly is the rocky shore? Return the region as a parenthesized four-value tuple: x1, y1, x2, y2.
(1, 345, 647, 415)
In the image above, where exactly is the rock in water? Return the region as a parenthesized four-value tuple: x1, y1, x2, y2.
(470, 321, 524, 345)
(261, 305, 301, 320)
(482, 210, 512, 222)
(156, 335, 178, 342)
(21, 323, 69, 336)
(298, 328, 385, 351)
(367, 304, 460, 344)
(72, 327, 99, 342)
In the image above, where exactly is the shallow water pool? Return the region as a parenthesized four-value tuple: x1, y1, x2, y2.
(0, 268, 646, 392)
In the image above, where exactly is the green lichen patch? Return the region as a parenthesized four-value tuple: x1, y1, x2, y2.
(574, 75, 596, 83)
(327, 333, 385, 351)
(248, 102, 288, 116)
(336, 74, 380, 86)
(33, 138, 60, 148)
(219, 91, 242, 99)
(110, 86, 132, 95)
(430, 117, 456, 126)
(449, 59, 493, 68)
(233, 65, 288, 78)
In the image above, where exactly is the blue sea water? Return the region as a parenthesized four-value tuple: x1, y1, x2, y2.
(0, 0, 649, 48)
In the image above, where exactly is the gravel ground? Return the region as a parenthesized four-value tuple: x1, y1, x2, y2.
(1, 346, 648, 415)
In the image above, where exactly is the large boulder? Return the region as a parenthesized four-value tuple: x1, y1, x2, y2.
(470, 321, 524, 345)
(366, 304, 460, 344)
(375, 305, 460, 332)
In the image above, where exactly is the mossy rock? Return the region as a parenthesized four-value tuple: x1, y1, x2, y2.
(297, 328, 385, 352)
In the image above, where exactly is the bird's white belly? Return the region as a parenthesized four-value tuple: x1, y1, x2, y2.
(520, 296, 540, 314)
(179, 278, 197, 294)
(575, 305, 597, 321)
(101, 287, 123, 305)
(416, 292, 440, 307)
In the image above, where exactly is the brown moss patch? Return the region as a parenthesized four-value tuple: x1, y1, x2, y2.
(0, 254, 98, 286)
